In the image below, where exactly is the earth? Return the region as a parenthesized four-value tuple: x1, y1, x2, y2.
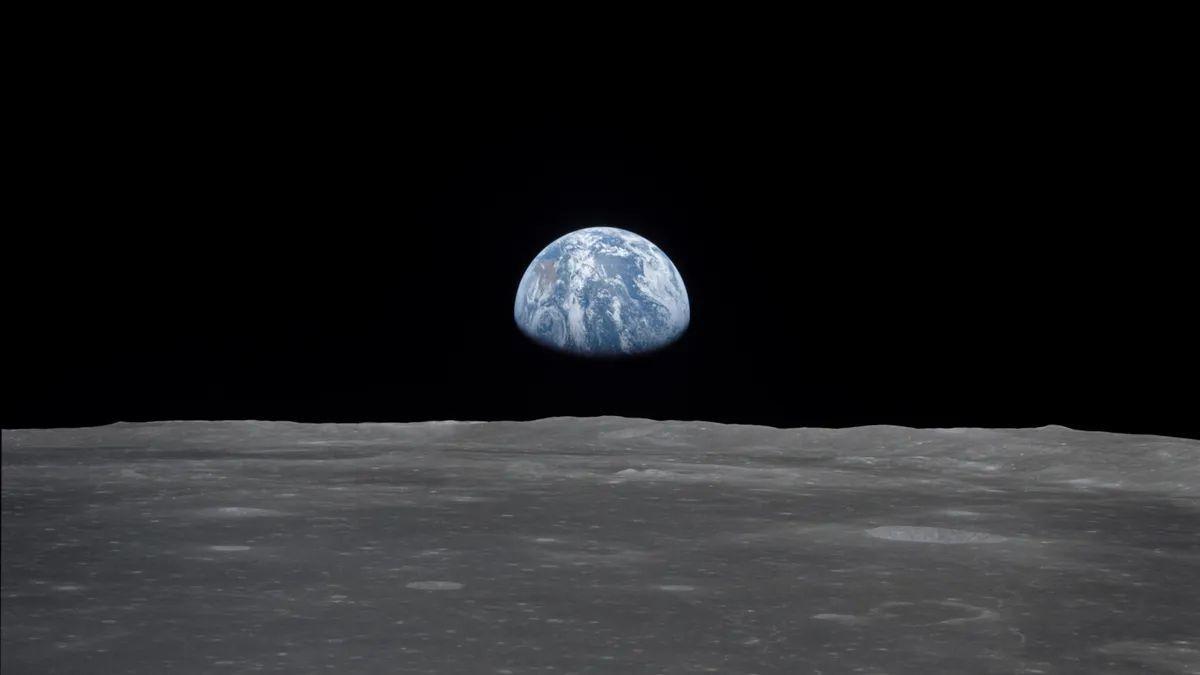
(514, 227, 690, 356)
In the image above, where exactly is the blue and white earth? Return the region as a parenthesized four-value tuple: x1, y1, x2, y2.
(514, 227, 690, 356)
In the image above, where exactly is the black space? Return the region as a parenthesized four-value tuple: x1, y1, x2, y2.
(6, 39, 1195, 438)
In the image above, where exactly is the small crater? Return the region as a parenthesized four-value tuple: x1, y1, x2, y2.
(405, 581, 464, 591)
(196, 507, 285, 518)
(869, 600, 996, 626)
(866, 526, 1007, 544)
(812, 613, 866, 625)
(445, 495, 492, 503)
(613, 468, 676, 480)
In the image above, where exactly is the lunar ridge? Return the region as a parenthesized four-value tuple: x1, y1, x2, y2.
(3, 418, 1198, 674)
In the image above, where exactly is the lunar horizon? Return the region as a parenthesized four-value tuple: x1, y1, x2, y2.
(4, 417, 1197, 673)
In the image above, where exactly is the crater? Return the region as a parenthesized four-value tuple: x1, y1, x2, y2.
(195, 507, 286, 518)
(869, 600, 996, 626)
(812, 613, 866, 625)
(865, 526, 1007, 544)
(405, 581, 464, 591)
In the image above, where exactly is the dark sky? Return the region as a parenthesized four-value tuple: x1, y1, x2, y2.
(6, 44, 1194, 437)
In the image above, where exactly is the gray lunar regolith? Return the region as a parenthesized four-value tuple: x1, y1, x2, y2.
(3, 418, 1198, 674)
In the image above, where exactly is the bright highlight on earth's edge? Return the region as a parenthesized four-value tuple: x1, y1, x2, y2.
(514, 227, 690, 357)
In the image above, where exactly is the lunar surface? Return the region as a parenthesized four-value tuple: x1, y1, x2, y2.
(3, 419, 1198, 674)
(513, 227, 689, 356)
